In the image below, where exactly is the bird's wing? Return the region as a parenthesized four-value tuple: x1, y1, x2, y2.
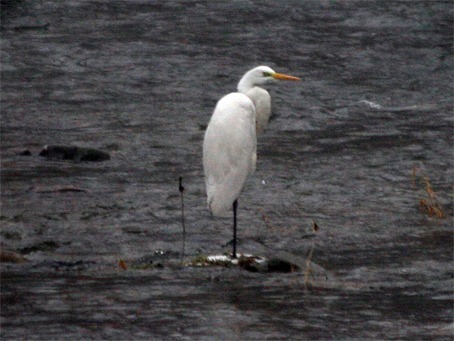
(203, 93, 257, 216)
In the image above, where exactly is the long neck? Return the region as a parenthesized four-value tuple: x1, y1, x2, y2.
(242, 86, 271, 132)
(237, 77, 266, 108)
(238, 78, 267, 104)
(237, 72, 255, 94)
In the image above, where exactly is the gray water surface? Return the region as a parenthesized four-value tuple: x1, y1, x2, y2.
(1, 1, 453, 339)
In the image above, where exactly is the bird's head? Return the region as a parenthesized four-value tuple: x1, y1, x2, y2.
(238, 65, 300, 92)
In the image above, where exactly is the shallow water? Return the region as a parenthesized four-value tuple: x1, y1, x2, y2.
(1, 0, 453, 339)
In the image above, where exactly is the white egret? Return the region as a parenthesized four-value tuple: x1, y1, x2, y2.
(203, 65, 300, 258)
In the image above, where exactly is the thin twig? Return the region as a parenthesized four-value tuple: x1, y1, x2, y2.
(304, 244, 315, 288)
(179, 176, 186, 264)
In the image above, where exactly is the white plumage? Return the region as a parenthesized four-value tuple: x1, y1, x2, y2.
(203, 92, 257, 216)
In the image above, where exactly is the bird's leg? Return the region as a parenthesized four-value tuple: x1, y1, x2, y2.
(232, 199, 238, 259)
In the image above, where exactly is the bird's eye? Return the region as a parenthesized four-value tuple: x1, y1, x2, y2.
(262, 72, 271, 77)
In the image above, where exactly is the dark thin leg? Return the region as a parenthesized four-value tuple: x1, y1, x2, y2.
(232, 199, 238, 259)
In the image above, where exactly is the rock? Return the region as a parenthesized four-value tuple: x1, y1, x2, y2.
(241, 252, 300, 273)
(19, 149, 32, 156)
(188, 251, 333, 281)
(19, 240, 59, 254)
(243, 251, 333, 280)
(39, 145, 110, 162)
(1, 251, 29, 263)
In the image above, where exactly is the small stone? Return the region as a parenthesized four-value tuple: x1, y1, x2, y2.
(19, 149, 32, 156)
(39, 145, 110, 162)
(1, 251, 29, 263)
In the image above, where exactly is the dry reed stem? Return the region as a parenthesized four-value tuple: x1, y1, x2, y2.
(412, 168, 445, 220)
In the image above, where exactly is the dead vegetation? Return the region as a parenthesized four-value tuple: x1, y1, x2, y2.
(412, 168, 446, 220)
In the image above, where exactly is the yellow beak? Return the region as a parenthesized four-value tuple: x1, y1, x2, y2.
(271, 72, 301, 81)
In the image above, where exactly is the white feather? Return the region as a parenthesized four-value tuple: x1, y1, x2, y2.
(203, 93, 257, 216)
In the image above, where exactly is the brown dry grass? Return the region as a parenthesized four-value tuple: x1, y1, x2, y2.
(412, 168, 446, 220)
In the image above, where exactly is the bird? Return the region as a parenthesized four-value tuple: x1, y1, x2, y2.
(203, 65, 300, 259)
